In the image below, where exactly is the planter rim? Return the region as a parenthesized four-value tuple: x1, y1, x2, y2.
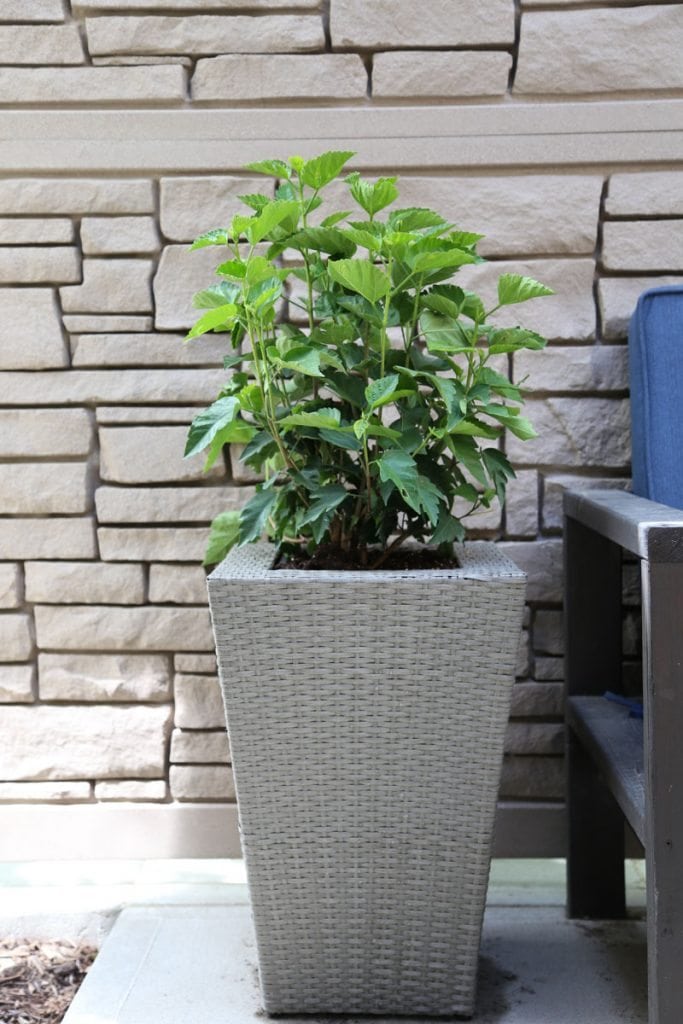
(209, 539, 526, 585)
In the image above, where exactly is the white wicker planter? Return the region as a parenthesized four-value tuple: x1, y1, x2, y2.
(208, 541, 526, 1017)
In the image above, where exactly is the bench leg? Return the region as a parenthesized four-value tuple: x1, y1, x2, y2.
(642, 562, 683, 1024)
(564, 514, 625, 919)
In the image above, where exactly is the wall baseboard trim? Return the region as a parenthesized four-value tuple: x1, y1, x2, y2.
(0, 801, 566, 861)
(1, 101, 682, 171)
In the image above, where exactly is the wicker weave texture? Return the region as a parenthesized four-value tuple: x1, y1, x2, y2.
(208, 542, 526, 1016)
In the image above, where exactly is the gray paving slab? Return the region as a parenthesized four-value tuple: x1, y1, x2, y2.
(64, 902, 647, 1024)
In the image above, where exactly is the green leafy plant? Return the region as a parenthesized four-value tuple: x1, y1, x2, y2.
(184, 151, 553, 568)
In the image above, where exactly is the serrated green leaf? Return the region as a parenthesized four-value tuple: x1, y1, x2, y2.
(446, 435, 488, 487)
(289, 227, 357, 259)
(271, 345, 324, 378)
(346, 173, 398, 217)
(238, 193, 271, 213)
(365, 373, 399, 410)
(415, 474, 442, 526)
(190, 228, 230, 251)
(387, 207, 450, 232)
(318, 427, 362, 451)
(320, 210, 352, 228)
(460, 291, 486, 323)
(431, 508, 465, 545)
(247, 199, 299, 245)
(239, 487, 278, 545)
(450, 418, 502, 439)
(301, 150, 355, 190)
(410, 247, 477, 274)
(488, 327, 547, 354)
(186, 303, 237, 340)
(327, 258, 391, 304)
(497, 273, 555, 307)
(245, 158, 291, 178)
(298, 484, 349, 528)
(192, 282, 240, 310)
(421, 286, 464, 320)
(420, 310, 472, 353)
(184, 396, 239, 458)
(203, 510, 240, 567)
(279, 408, 341, 430)
(482, 448, 516, 505)
(203, 419, 256, 471)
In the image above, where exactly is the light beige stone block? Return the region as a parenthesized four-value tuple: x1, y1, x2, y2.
(192, 53, 366, 102)
(542, 475, 628, 532)
(95, 485, 252, 523)
(76, 0, 319, 8)
(0, 24, 84, 64)
(159, 177, 273, 243)
(60, 258, 153, 314)
(0, 288, 66, 369)
(98, 527, 208, 563)
(499, 539, 563, 603)
(534, 659, 564, 683)
(0, 520, 96, 560)
(70, 332, 225, 367)
(0, 705, 172, 781)
(39, 652, 171, 702)
(63, 314, 153, 332)
(170, 764, 234, 801)
(534, 609, 563, 656)
(25, 562, 144, 606)
(149, 564, 207, 605)
(0, 178, 153, 215)
(510, 681, 563, 718)
(392, 175, 601, 257)
(0, 66, 186, 104)
(0, 564, 21, 609)
(506, 398, 630, 468)
(0, 782, 91, 802)
(505, 470, 538, 539)
(331, 0, 514, 47)
(0, 463, 90, 515)
(0, 246, 80, 284)
(606, 172, 683, 217)
(0, 409, 91, 456)
(170, 729, 230, 764)
(0, 219, 73, 244)
(516, 630, 530, 679)
(35, 605, 213, 652)
(174, 674, 224, 729)
(599, 276, 683, 340)
(100, 425, 223, 484)
(500, 756, 563, 799)
(174, 654, 216, 673)
(0, 369, 217, 405)
(96, 406, 200, 425)
(603, 221, 683, 272)
(505, 722, 564, 756)
(514, 345, 629, 392)
(373, 51, 511, 98)
(0, 1, 65, 20)
(0, 615, 32, 663)
(0, 665, 34, 703)
(154, 245, 227, 329)
(81, 216, 161, 256)
(515, 6, 683, 94)
(86, 15, 325, 56)
(95, 779, 167, 801)
(458, 258, 596, 342)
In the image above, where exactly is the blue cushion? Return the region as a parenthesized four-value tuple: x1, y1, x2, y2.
(629, 285, 683, 508)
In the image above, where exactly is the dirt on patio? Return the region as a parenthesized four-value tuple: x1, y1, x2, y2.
(0, 940, 96, 1024)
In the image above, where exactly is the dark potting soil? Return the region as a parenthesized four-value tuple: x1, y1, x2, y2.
(276, 545, 460, 572)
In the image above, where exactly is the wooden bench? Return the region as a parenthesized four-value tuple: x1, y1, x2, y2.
(564, 487, 683, 1024)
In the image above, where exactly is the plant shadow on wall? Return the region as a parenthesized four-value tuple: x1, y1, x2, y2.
(182, 151, 553, 567)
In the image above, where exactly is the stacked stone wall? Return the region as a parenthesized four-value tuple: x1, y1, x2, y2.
(0, 0, 681, 855)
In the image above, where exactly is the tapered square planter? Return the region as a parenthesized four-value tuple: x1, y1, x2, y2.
(208, 541, 526, 1018)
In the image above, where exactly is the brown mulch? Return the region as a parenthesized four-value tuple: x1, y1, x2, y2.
(277, 544, 460, 572)
(0, 940, 96, 1024)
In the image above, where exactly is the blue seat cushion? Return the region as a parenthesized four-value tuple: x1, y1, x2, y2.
(629, 285, 683, 509)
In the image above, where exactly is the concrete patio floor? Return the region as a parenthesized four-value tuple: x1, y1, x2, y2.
(0, 859, 648, 1023)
